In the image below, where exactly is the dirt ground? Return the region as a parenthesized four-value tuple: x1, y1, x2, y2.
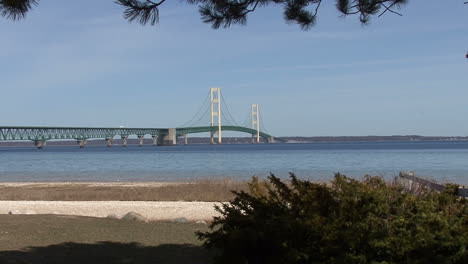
(0, 180, 247, 202)
(0, 182, 232, 263)
(0, 214, 214, 264)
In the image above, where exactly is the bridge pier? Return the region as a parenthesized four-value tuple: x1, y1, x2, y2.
(252, 135, 260, 144)
(138, 135, 145, 146)
(106, 137, 113, 147)
(34, 140, 47, 149)
(157, 128, 176, 146)
(210, 131, 222, 144)
(184, 134, 188, 145)
(121, 135, 128, 147)
(265, 136, 275, 143)
(152, 135, 158, 146)
(77, 139, 88, 148)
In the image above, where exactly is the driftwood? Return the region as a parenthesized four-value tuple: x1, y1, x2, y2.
(398, 172, 467, 198)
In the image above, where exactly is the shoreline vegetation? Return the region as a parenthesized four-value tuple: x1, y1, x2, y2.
(0, 180, 249, 202)
(198, 174, 468, 263)
(0, 172, 465, 202)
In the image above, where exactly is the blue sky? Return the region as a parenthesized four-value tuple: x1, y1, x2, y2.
(0, 0, 467, 136)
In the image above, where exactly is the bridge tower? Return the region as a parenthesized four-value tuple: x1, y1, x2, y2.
(210, 88, 222, 144)
(251, 104, 260, 143)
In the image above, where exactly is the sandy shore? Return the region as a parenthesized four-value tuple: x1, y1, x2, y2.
(0, 182, 185, 188)
(0, 201, 221, 221)
(0, 181, 237, 221)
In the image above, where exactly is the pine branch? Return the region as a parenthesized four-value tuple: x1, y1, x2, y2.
(196, 0, 264, 29)
(378, 2, 403, 17)
(0, 0, 409, 30)
(115, 0, 166, 25)
(0, 0, 38, 21)
(338, 0, 407, 24)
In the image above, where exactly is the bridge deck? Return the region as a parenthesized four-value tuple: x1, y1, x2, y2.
(0, 126, 166, 141)
(0, 126, 285, 143)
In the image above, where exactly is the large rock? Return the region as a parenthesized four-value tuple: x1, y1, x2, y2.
(121, 212, 147, 222)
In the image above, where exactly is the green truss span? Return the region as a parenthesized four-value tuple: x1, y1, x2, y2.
(176, 126, 286, 142)
(0, 126, 166, 141)
(0, 126, 285, 142)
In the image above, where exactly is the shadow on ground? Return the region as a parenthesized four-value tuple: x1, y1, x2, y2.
(0, 241, 214, 264)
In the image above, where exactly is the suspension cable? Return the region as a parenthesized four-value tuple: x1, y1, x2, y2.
(220, 92, 241, 126)
(186, 106, 211, 127)
(241, 110, 251, 128)
(258, 107, 271, 135)
(177, 91, 210, 128)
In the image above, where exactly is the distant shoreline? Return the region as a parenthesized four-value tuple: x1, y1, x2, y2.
(0, 136, 467, 147)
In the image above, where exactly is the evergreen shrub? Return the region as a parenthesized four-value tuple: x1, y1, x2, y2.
(198, 173, 468, 264)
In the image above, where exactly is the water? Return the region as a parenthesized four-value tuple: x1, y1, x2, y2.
(0, 141, 467, 184)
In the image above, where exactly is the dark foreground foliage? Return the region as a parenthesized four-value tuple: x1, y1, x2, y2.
(198, 173, 468, 264)
(1, 0, 407, 30)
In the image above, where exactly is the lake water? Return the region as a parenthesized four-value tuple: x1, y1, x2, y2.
(0, 141, 467, 184)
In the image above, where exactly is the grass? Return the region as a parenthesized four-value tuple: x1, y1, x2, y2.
(0, 179, 249, 202)
(0, 214, 213, 263)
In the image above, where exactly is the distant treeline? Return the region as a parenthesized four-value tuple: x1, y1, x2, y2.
(285, 135, 468, 142)
(0, 135, 467, 147)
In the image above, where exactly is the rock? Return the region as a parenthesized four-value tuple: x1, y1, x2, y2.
(121, 212, 147, 222)
(173, 217, 188, 223)
(196, 220, 207, 225)
(106, 214, 119, 219)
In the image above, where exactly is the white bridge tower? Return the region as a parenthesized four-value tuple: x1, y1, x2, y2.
(210, 87, 222, 144)
(251, 104, 260, 143)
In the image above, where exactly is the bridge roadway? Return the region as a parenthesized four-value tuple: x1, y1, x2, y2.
(0, 126, 285, 148)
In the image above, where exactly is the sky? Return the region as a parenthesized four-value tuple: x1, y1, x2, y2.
(0, 0, 467, 137)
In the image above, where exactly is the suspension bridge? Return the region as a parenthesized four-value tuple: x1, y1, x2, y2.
(0, 88, 286, 148)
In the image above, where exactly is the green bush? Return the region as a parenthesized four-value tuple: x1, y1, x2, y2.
(198, 173, 468, 264)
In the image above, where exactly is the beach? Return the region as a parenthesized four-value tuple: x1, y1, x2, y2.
(0, 201, 220, 221)
(0, 181, 245, 221)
